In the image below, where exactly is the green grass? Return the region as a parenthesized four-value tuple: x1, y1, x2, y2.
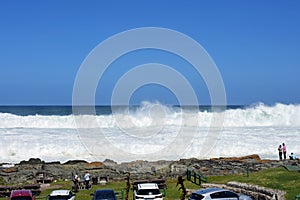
(1, 167, 300, 199)
(208, 166, 300, 200)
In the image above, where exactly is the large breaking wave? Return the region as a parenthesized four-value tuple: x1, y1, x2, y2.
(0, 103, 300, 128)
(1, 102, 299, 163)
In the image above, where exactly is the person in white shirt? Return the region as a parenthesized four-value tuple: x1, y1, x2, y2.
(84, 172, 91, 189)
(289, 152, 296, 160)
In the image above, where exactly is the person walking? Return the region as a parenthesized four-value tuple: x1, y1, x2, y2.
(278, 144, 283, 160)
(282, 143, 287, 160)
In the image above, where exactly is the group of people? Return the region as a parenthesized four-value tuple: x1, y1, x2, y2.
(277, 143, 296, 160)
(72, 171, 91, 192)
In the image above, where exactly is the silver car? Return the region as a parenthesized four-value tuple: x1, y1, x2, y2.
(188, 188, 252, 200)
(47, 190, 76, 200)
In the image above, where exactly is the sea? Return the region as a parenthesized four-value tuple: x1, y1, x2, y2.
(0, 102, 299, 163)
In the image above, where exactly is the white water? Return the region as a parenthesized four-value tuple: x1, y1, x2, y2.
(0, 103, 299, 163)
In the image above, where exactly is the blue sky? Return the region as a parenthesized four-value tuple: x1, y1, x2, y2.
(0, 1, 299, 105)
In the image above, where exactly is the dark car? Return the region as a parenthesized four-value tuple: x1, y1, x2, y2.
(91, 189, 117, 200)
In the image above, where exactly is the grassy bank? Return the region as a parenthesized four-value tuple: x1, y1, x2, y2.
(1, 166, 299, 199)
(209, 166, 300, 200)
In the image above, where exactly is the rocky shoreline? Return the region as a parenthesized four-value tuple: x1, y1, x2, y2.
(0, 154, 299, 184)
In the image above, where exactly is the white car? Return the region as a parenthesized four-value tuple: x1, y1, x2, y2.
(47, 190, 76, 200)
(134, 183, 163, 200)
(188, 188, 252, 200)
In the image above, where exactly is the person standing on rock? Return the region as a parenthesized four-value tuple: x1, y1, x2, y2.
(84, 171, 91, 189)
(278, 144, 283, 160)
(282, 143, 287, 160)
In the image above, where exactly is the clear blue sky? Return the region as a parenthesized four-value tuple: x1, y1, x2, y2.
(0, 1, 299, 105)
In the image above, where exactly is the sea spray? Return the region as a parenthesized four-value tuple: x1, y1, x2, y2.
(0, 102, 299, 163)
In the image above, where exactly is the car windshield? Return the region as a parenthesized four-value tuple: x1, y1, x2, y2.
(48, 196, 70, 200)
(11, 197, 32, 200)
(137, 189, 160, 195)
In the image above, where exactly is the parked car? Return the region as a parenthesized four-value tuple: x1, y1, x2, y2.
(47, 190, 75, 200)
(188, 188, 252, 200)
(133, 183, 163, 200)
(9, 190, 35, 200)
(91, 189, 117, 200)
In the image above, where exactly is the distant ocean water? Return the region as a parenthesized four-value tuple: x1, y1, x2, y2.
(0, 102, 299, 163)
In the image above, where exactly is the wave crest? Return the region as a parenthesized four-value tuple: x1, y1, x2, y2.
(0, 103, 299, 128)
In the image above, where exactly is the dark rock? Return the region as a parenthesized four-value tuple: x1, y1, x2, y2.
(20, 158, 44, 165)
(103, 159, 117, 165)
(46, 161, 61, 165)
(63, 160, 88, 165)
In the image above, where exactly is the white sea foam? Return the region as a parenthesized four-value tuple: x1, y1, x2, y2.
(1, 103, 300, 128)
(0, 103, 299, 163)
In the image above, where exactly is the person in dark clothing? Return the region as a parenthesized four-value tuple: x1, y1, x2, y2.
(278, 144, 283, 160)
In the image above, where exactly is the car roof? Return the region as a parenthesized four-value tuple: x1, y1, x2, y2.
(193, 188, 228, 195)
(95, 189, 115, 193)
(94, 189, 116, 198)
(10, 190, 32, 197)
(49, 190, 71, 196)
(137, 183, 159, 190)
